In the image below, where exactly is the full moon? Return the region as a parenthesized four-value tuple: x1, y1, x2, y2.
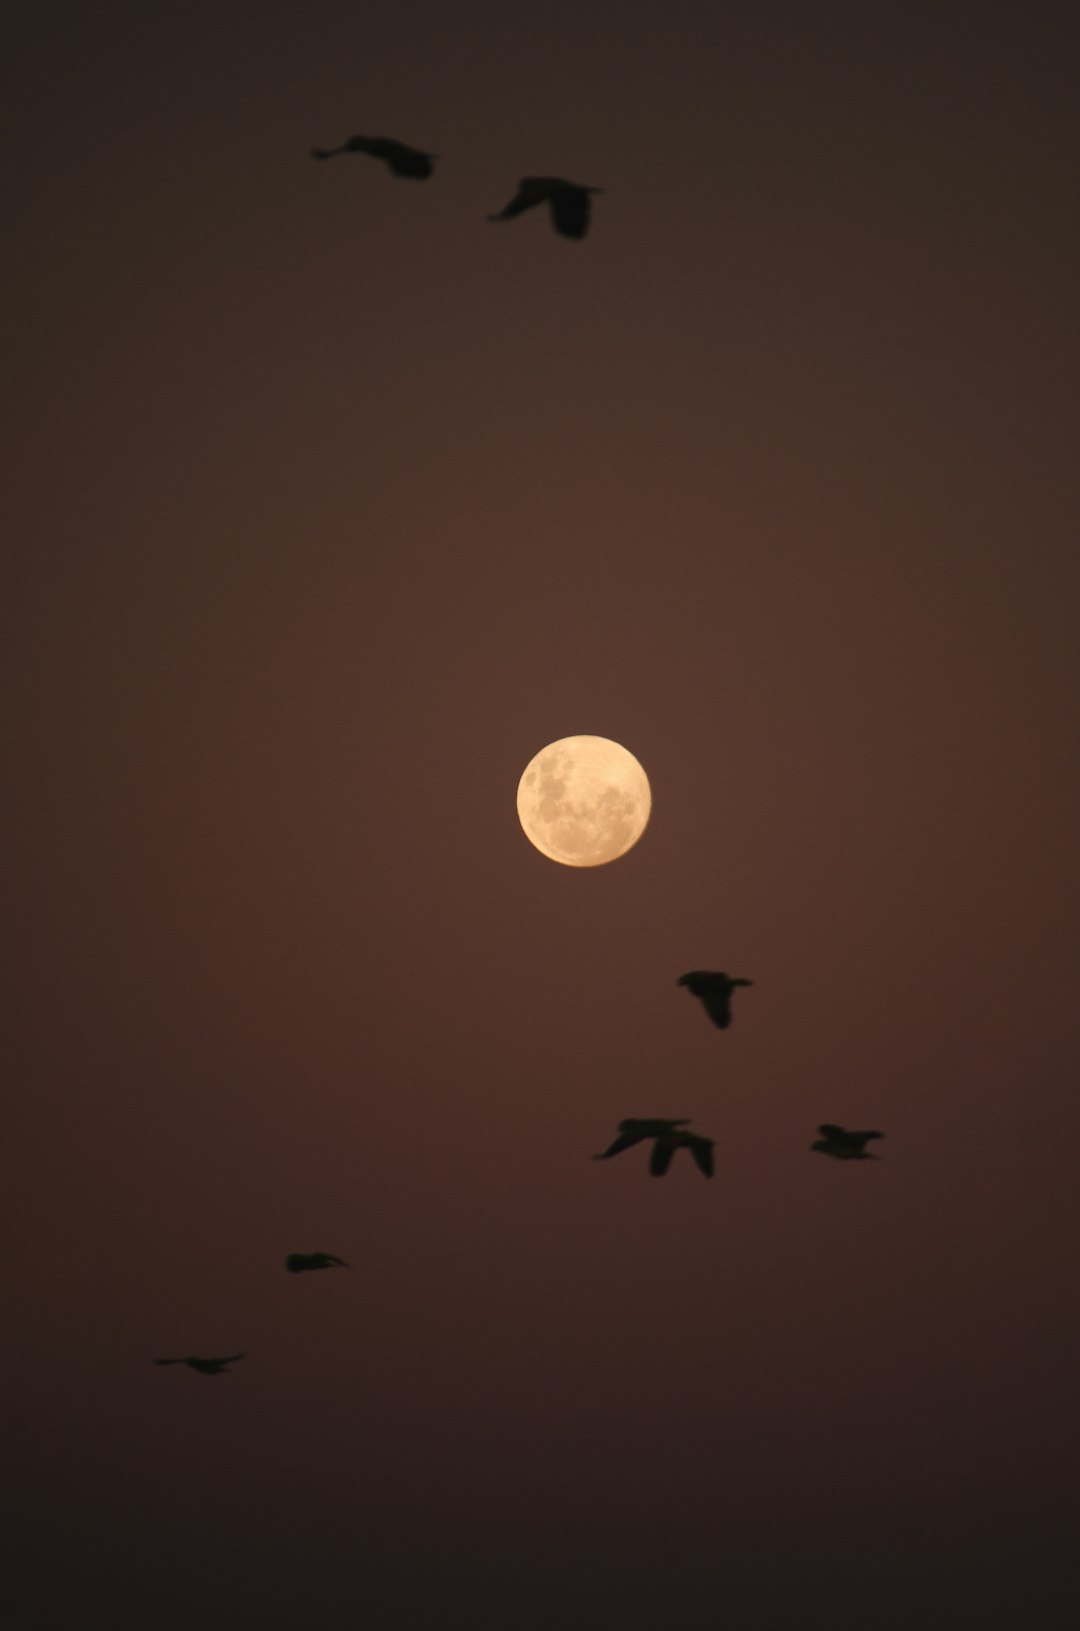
(516, 736, 651, 866)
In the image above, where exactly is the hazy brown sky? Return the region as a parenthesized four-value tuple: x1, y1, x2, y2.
(5, 2, 1080, 1625)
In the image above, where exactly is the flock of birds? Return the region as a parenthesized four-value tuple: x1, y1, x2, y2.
(157, 130, 602, 1382)
(154, 131, 885, 1378)
(310, 131, 602, 239)
(595, 971, 884, 1181)
(158, 130, 600, 1381)
(154, 1253, 347, 1375)
(156, 972, 883, 1378)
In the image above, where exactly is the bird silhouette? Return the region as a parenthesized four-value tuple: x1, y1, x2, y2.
(487, 177, 601, 238)
(285, 1252, 348, 1272)
(594, 1118, 715, 1178)
(310, 135, 435, 177)
(811, 1125, 884, 1160)
(154, 1353, 245, 1375)
(677, 971, 754, 1029)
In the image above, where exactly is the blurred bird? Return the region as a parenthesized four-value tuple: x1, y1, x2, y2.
(154, 1354, 245, 1375)
(677, 970, 754, 1029)
(811, 1125, 884, 1160)
(594, 1118, 715, 1178)
(487, 177, 601, 238)
(310, 135, 435, 177)
(285, 1252, 348, 1272)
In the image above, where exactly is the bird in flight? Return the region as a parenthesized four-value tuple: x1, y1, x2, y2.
(310, 135, 435, 178)
(811, 1125, 884, 1160)
(594, 1118, 715, 1178)
(154, 1353, 245, 1375)
(677, 970, 754, 1029)
(285, 1252, 348, 1273)
(487, 177, 601, 238)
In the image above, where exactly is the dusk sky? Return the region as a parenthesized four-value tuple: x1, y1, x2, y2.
(6, 2, 1080, 1626)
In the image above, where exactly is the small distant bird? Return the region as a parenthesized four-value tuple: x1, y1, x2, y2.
(677, 971, 754, 1030)
(310, 135, 435, 178)
(811, 1125, 884, 1160)
(154, 1354, 245, 1375)
(594, 1118, 715, 1178)
(285, 1252, 348, 1273)
(487, 177, 601, 238)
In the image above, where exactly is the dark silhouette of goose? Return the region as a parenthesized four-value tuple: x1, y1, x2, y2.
(154, 1353, 245, 1375)
(487, 177, 601, 238)
(310, 135, 435, 177)
(811, 1125, 884, 1160)
(285, 1252, 348, 1273)
(677, 971, 754, 1029)
(594, 1118, 715, 1178)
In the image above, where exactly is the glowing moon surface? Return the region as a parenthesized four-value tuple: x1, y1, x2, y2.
(516, 736, 651, 866)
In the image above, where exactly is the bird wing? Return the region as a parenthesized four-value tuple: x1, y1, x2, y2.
(488, 188, 540, 222)
(595, 1129, 650, 1159)
(649, 1138, 678, 1177)
(549, 187, 591, 238)
(309, 136, 431, 176)
(329, 136, 376, 158)
(701, 988, 733, 1028)
(689, 1138, 715, 1178)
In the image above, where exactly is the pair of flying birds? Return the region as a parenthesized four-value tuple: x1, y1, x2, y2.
(594, 1119, 884, 1179)
(310, 133, 600, 239)
(154, 1252, 347, 1375)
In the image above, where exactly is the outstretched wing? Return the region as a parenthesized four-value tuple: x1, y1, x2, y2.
(488, 187, 540, 223)
(310, 135, 432, 177)
(594, 1129, 650, 1159)
(649, 1138, 678, 1177)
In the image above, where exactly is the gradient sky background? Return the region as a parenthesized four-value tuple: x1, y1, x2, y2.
(5, 2, 1080, 1626)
